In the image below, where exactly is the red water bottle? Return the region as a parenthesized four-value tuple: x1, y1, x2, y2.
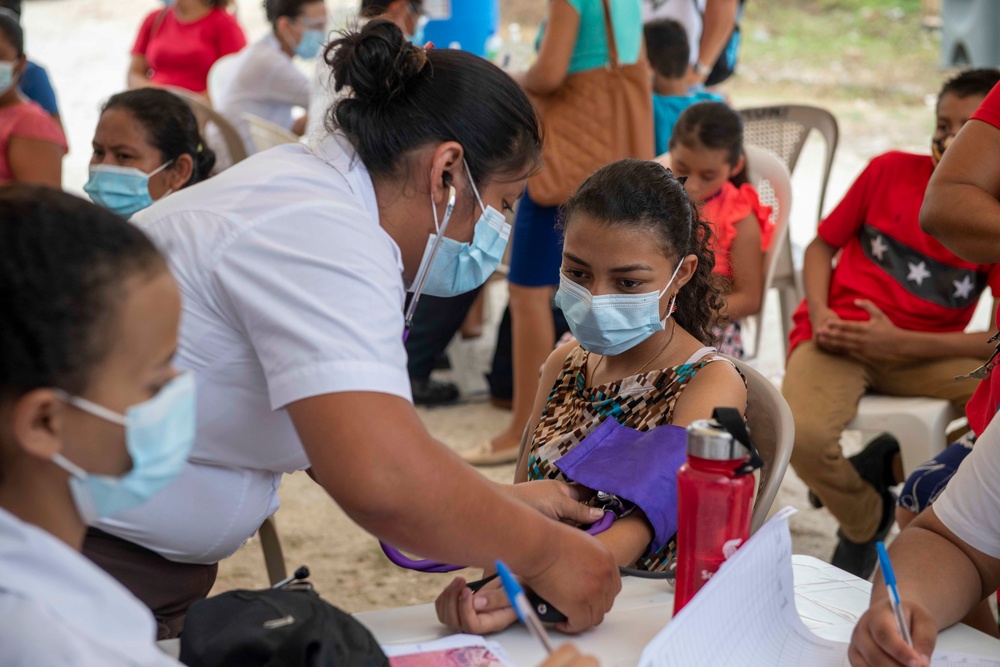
(673, 415, 757, 613)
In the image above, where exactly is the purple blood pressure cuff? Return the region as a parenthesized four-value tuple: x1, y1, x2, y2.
(554, 418, 687, 555)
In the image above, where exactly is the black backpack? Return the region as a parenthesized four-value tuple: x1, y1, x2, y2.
(179, 580, 389, 667)
(698, 0, 747, 86)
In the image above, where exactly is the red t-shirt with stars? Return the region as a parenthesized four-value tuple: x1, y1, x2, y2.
(964, 86, 1000, 436)
(787, 151, 1000, 355)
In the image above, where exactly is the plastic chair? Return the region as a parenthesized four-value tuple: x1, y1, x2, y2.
(243, 113, 300, 153)
(724, 355, 794, 534)
(738, 105, 840, 344)
(847, 397, 962, 477)
(165, 87, 249, 169)
(742, 145, 793, 361)
(258, 515, 288, 586)
(207, 52, 243, 106)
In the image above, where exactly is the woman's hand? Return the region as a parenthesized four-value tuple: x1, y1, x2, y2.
(539, 645, 600, 667)
(848, 599, 936, 666)
(499, 479, 603, 526)
(435, 577, 518, 635)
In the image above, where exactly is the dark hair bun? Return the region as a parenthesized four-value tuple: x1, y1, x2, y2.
(327, 19, 428, 106)
(193, 144, 217, 183)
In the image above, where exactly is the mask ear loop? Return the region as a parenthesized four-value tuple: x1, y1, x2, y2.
(463, 159, 486, 216)
(405, 184, 457, 333)
(657, 259, 685, 325)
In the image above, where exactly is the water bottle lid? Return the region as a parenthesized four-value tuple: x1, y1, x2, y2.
(686, 418, 750, 461)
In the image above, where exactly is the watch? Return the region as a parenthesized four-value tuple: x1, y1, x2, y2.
(693, 60, 712, 77)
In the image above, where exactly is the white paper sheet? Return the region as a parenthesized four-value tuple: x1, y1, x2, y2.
(638, 508, 1000, 667)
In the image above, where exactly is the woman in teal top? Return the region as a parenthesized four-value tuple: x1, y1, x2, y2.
(467, 0, 646, 465)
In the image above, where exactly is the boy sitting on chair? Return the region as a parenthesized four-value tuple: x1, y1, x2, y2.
(781, 69, 1000, 579)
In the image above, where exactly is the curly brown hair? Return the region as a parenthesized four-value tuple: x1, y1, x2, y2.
(560, 159, 728, 345)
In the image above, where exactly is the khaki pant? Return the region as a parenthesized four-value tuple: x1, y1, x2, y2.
(781, 341, 981, 542)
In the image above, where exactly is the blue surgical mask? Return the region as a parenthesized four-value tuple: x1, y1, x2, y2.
(83, 161, 173, 220)
(410, 160, 511, 298)
(295, 28, 326, 59)
(555, 261, 684, 356)
(0, 60, 15, 94)
(51, 373, 196, 525)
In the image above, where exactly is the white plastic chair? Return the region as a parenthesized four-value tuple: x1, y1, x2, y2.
(207, 52, 244, 106)
(847, 397, 962, 477)
(742, 145, 792, 361)
(725, 355, 794, 534)
(243, 113, 300, 153)
(166, 87, 249, 171)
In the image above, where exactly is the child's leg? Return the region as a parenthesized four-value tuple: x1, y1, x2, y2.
(872, 355, 982, 417)
(782, 341, 881, 543)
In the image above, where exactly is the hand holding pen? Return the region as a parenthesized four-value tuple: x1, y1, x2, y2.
(847, 542, 936, 667)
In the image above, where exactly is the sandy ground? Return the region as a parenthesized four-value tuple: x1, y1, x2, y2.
(17, 0, 986, 615)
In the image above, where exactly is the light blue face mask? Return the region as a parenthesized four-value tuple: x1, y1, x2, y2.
(409, 160, 511, 299)
(83, 161, 173, 220)
(555, 261, 684, 356)
(295, 28, 326, 59)
(51, 373, 197, 525)
(0, 60, 15, 94)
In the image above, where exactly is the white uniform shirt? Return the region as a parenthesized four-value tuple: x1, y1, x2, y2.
(642, 0, 706, 66)
(0, 508, 178, 666)
(934, 413, 1000, 558)
(96, 136, 411, 564)
(217, 34, 310, 153)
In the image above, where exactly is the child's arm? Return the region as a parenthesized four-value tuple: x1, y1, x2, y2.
(802, 236, 849, 353)
(722, 212, 764, 320)
(821, 298, 999, 360)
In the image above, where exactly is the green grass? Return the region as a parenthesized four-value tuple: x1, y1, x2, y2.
(734, 0, 942, 103)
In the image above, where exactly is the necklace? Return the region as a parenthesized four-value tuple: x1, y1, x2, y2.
(590, 320, 677, 384)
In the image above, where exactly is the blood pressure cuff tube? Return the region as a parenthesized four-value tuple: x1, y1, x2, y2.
(554, 419, 687, 555)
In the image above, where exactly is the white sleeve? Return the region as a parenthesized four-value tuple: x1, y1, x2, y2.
(0, 595, 180, 667)
(258, 51, 310, 110)
(211, 203, 412, 410)
(933, 413, 1000, 559)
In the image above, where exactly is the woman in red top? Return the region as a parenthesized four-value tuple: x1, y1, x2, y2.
(0, 10, 65, 186)
(128, 0, 246, 96)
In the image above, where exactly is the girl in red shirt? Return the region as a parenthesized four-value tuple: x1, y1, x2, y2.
(128, 0, 246, 96)
(667, 102, 773, 357)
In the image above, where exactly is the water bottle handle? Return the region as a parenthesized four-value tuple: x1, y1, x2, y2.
(711, 407, 764, 477)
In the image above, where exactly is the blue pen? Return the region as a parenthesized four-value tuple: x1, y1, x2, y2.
(496, 560, 555, 654)
(876, 541, 913, 648)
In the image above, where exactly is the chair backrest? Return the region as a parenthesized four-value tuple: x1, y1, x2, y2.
(738, 105, 839, 223)
(207, 52, 244, 106)
(166, 87, 249, 168)
(742, 144, 792, 360)
(244, 113, 300, 153)
(724, 355, 794, 534)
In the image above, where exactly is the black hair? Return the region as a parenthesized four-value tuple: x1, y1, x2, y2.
(102, 89, 215, 187)
(325, 19, 542, 187)
(0, 187, 166, 405)
(0, 2, 20, 20)
(561, 159, 726, 345)
(359, 0, 420, 19)
(0, 8, 22, 58)
(264, 0, 323, 28)
(670, 101, 748, 187)
(644, 19, 689, 80)
(938, 68, 1000, 106)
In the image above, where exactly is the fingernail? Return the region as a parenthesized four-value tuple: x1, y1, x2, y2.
(589, 507, 605, 519)
(473, 595, 488, 609)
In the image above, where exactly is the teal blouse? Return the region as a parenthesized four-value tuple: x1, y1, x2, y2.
(537, 0, 643, 74)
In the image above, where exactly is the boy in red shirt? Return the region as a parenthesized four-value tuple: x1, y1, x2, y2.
(782, 69, 1000, 579)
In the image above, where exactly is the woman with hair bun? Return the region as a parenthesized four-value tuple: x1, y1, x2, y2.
(83, 20, 620, 639)
(85, 89, 215, 219)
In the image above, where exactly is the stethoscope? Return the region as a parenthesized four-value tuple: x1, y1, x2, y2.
(402, 184, 456, 342)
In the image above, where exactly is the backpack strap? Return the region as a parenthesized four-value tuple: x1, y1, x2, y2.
(712, 406, 764, 477)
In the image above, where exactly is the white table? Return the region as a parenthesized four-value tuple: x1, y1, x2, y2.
(355, 556, 1000, 667)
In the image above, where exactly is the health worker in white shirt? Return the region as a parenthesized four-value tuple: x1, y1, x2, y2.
(0, 187, 189, 665)
(84, 19, 621, 638)
(216, 0, 327, 154)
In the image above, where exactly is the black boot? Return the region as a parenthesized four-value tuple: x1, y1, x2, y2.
(410, 379, 460, 406)
(808, 433, 900, 508)
(831, 489, 896, 579)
